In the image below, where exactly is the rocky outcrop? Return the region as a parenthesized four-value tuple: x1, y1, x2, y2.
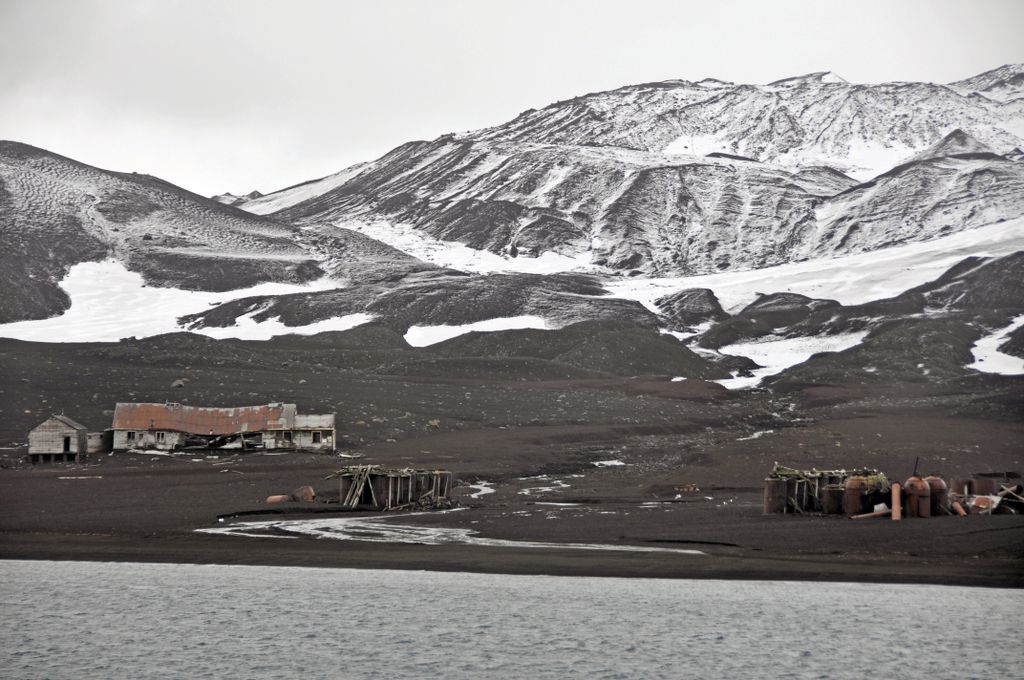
(179, 271, 661, 332)
(654, 288, 729, 328)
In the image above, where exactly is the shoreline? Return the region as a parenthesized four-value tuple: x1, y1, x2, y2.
(3, 528, 1022, 589)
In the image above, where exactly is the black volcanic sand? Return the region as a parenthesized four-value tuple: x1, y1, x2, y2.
(1, 330, 1022, 587)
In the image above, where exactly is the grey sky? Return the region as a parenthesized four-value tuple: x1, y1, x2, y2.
(2, 0, 1022, 197)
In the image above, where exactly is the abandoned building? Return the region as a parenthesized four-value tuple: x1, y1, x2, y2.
(28, 415, 89, 463)
(110, 402, 336, 452)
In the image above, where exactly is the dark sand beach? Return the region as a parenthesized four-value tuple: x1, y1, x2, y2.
(1, 334, 1022, 586)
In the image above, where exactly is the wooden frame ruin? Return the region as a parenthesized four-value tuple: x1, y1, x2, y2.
(327, 465, 454, 511)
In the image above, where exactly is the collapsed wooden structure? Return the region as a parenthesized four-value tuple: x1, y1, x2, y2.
(762, 463, 878, 515)
(326, 465, 454, 510)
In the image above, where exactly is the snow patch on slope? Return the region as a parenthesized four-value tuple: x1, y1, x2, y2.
(606, 217, 1024, 313)
(967, 315, 1024, 375)
(662, 132, 731, 156)
(404, 315, 550, 347)
(714, 332, 869, 389)
(243, 162, 371, 215)
(343, 221, 597, 274)
(0, 260, 352, 343)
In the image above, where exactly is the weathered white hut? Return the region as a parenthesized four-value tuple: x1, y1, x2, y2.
(110, 402, 336, 452)
(28, 415, 88, 463)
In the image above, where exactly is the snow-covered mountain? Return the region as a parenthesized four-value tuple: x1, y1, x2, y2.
(948, 63, 1024, 103)
(251, 66, 1024, 277)
(3, 66, 1024, 375)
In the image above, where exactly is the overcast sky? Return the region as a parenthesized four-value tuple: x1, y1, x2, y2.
(2, 0, 1022, 196)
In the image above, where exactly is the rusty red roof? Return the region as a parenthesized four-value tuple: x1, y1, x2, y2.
(111, 403, 296, 435)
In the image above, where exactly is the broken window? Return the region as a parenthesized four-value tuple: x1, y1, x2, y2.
(312, 431, 322, 444)
(126, 431, 136, 441)
(283, 431, 292, 443)
(156, 432, 165, 443)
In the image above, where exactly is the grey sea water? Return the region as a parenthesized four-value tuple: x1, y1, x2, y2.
(1, 560, 1021, 679)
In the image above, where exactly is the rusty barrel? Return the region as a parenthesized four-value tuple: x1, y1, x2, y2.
(763, 478, 787, 514)
(822, 484, 845, 515)
(949, 478, 972, 496)
(972, 478, 998, 495)
(904, 476, 931, 518)
(844, 476, 868, 516)
(924, 475, 948, 516)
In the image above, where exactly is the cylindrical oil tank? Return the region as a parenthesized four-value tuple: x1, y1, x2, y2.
(949, 478, 972, 496)
(972, 478, 998, 495)
(822, 484, 845, 515)
(763, 478, 787, 514)
(904, 476, 931, 518)
(924, 475, 948, 516)
(844, 476, 868, 516)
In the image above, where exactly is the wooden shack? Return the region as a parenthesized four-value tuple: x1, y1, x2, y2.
(329, 465, 454, 510)
(28, 415, 88, 463)
(110, 402, 336, 452)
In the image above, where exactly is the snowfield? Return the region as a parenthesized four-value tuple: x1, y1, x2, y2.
(967, 315, 1024, 375)
(0, 260, 359, 342)
(712, 331, 870, 389)
(243, 162, 371, 215)
(341, 221, 597, 275)
(606, 217, 1024, 313)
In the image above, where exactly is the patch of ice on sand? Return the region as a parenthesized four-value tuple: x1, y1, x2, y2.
(967, 315, 1024, 375)
(199, 511, 705, 555)
(593, 460, 626, 467)
(0, 260, 354, 343)
(404, 315, 550, 347)
(519, 479, 571, 495)
(467, 482, 495, 499)
(736, 430, 774, 441)
(714, 332, 869, 390)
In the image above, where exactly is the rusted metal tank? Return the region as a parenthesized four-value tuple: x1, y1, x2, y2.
(924, 475, 948, 516)
(949, 478, 972, 496)
(822, 484, 845, 515)
(904, 476, 931, 518)
(972, 478, 998, 495)
(763, 478, 787, 514)
(844, 476, 868, 516)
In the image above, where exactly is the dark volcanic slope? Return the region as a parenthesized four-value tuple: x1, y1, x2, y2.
(0, 141, 320, 322)
(180, 271, 660, 332)
(0, 142, 436, 324)
(427, 320, 729, 379)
